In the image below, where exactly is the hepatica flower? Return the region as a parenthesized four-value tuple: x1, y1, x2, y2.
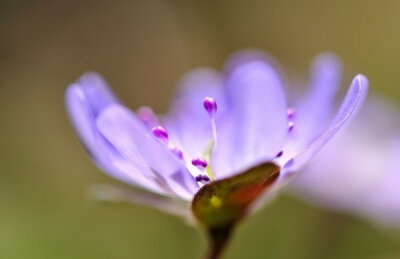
(65, 50, 368, 258)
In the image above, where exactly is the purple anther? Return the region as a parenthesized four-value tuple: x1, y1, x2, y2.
(152, 125, 168, 141)
(195, 175, 203, 182)
(203, 97, 217, 116)
(191, 158, 208, 169)
(287, 108, 295, 120)
(202, 175, 210, 182)
(170, 146, 183, 159)
(288, 121, 295, 132)
(275, 150, 284, 158)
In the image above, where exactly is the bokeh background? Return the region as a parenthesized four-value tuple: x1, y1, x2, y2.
(1, 0, 400, 258)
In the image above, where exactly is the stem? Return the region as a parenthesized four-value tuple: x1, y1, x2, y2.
(206, 226, 233, 259)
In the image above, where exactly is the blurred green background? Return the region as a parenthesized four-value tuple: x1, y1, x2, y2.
(1, 0, 400, 258)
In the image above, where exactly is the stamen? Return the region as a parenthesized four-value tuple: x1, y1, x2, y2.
(138, 106, 158, 127)
(203, 97, 217, 116)
(152, 125, 168, 142)
(203, 97, 218, 145)
(195, 174, 210, 182)
(288, 121, 295, 132)
(286, 108, 295, 119)
(275, 150, 284, 158)
(192, 157, 208, 170)
(202, 175, 210, 182)
(170, 146, 183, 159)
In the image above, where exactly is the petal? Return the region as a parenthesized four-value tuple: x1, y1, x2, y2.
(212, 61, 288, 178)
(222, 49, 281, 76)
(164, 69, 226, 160)
(278, 53, 343, 165)
(295, 53, 343, 142)
(65, 84, 98, 149)
(284, 74, 368, 173)
(65, 76, 167, 194)
(77, 72, 119, 116)
(89, 184, 191, 218)
(364, 139, 400, 225)
(291, 97, 400, 227)
(65, 72, 118, 145)
(96, 104, 199, 199)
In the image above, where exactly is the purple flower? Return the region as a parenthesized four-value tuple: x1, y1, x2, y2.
(291, 96, 400, 227)
(65, 50, 368, 214)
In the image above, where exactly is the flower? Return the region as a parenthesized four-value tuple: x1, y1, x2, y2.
(65, 50, 368, 257)
(291, 96, 400, 227)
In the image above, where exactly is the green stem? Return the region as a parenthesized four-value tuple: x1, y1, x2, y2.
(206, 226, 233, 259)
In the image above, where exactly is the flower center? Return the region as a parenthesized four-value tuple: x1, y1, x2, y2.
(149, 102, 295, 184)
(149, 97, 218, 184)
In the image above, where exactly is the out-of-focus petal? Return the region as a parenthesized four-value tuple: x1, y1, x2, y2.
(283, 74, 368, 174)
(297, 53, 343, 139)
(96, 104, 199, 199)
(89, 184, 191, 219)
(222, 49, 281, 76)
(291, 97, 400, 227)
(164, 69, 226, 161)
(282, 53, 343, 162)
(212, 61, 288, 178)
(364, 138, 400, 225)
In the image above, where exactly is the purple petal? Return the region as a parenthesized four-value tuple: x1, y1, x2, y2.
(212, 61, 288, 178)
(65, 75, 168, 194)
(279, 53, 343, 164)
(77, 72, 119, 116)
(222, 49, 281, 76)
(65, 84, 98, 150)
(65, 72, 119, 151)
(295, 53, 343, 142)
(164, 68, 226, 159)
(96, 104, 199, 199)
(90, 184, 190, 218)
(291, 97, 400, 227)
(285, 74, 368, 173)
(365, 139, 400, 225)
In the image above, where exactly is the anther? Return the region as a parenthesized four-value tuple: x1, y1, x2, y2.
(203, 97, 218, 145)
(152, 125, 168, 142)
(191, 157, 208, 170)
(288, 121, 295, 132)
(287, 108, 295, 120)
(275, 150, 284, 158)
(195, 174, 210, 182)
(202, 175, 210, 182)
(138, 106, 158, 127)
(203, 97, 217, 116)
(170, 146, 183, 159)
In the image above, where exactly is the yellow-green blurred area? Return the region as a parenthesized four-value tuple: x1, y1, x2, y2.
(1, 0, 400, 258)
